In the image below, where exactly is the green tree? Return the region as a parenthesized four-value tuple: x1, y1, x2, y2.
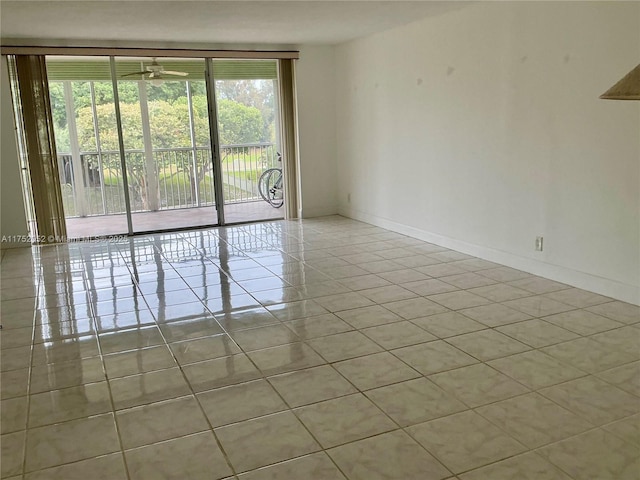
(174, 94, 210, 146)
(49, 82, 70, 151)
(52, 80, 269, 150)
(75, 102, 142, 151)
(75, 97, 215, 150)
(215, 79, 275, 142)
(216, 99, 263, 145)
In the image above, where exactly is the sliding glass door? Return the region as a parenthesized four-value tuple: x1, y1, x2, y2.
(47, 62, 131, 237)
(212, 60, 284, 224)
(114, 57, 217, 234)
(43, 55, 287, 239)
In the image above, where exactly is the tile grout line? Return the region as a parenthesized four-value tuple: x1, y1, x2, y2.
(175, 273, 418, 479)
(226, 313, 459, 480)
(195, 288, 349, 477)
(18, 269, 39, 479)
(144, 304, 241, 479)
(88, 253, 134, 480)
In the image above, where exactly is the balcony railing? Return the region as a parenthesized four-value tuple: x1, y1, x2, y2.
(57, 143, 279, 218)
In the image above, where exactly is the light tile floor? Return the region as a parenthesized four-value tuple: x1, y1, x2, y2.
(1, 216, 639, 480)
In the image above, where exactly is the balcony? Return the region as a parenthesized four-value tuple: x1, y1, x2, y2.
(58, 142, 283, 238)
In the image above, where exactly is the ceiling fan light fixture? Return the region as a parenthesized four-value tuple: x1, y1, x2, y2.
(149, 77, 164, 86)
(600, 64, 640, 100)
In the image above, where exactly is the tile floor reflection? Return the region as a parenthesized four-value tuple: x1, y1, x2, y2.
(1, 216, 638, 480)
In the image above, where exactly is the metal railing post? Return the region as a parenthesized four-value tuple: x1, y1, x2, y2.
(137, 80, 159, 211)
(186, 81, 201, 207)
(89, 81, 108, 215)
(63, 81, 88, 217)
(110, 57, 134, 235)
(58, 142, 274, 218)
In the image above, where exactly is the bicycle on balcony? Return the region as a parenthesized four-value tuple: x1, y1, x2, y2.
(258, 153, 284, 208)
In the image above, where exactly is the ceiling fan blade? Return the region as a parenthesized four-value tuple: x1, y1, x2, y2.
(121, 71, 149, 77)
(161, 70, 189, 76)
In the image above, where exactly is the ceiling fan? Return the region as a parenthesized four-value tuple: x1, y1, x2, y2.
(122, 58, 188, 82)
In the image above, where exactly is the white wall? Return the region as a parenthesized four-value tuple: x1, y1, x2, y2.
(295, 45, 338, 217)
(1, 55, 30, 249)
(335, 2, 640, 304)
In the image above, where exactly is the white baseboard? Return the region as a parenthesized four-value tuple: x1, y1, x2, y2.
(301, 205, 339, 219)
(339, 206, 640, 306)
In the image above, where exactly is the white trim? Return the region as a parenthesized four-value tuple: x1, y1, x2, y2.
(339, 206, 640, 306)
(301, 205, 339, 219)
(1, 46, 299, 59)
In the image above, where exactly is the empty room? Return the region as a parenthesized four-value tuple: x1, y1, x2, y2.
(1, 1, 638, 479)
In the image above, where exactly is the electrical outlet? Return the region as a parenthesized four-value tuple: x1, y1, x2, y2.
(535, 236, 544, 251)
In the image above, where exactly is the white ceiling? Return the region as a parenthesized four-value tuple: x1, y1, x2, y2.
(0, 1, 466, 48)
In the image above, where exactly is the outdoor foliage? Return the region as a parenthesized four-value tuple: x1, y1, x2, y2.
(215, 79, 276, 142)
(50, 79, 274, 152)
(216, 99, 263, 145)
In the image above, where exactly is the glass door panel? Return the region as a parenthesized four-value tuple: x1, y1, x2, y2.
(212, 60, 284, 224)
(46, 57, 129, 238)
(114, 57, 217, 233)
(44, 55, 288, 238)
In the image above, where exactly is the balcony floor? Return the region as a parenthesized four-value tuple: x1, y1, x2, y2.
(65, 201, 283, 238)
